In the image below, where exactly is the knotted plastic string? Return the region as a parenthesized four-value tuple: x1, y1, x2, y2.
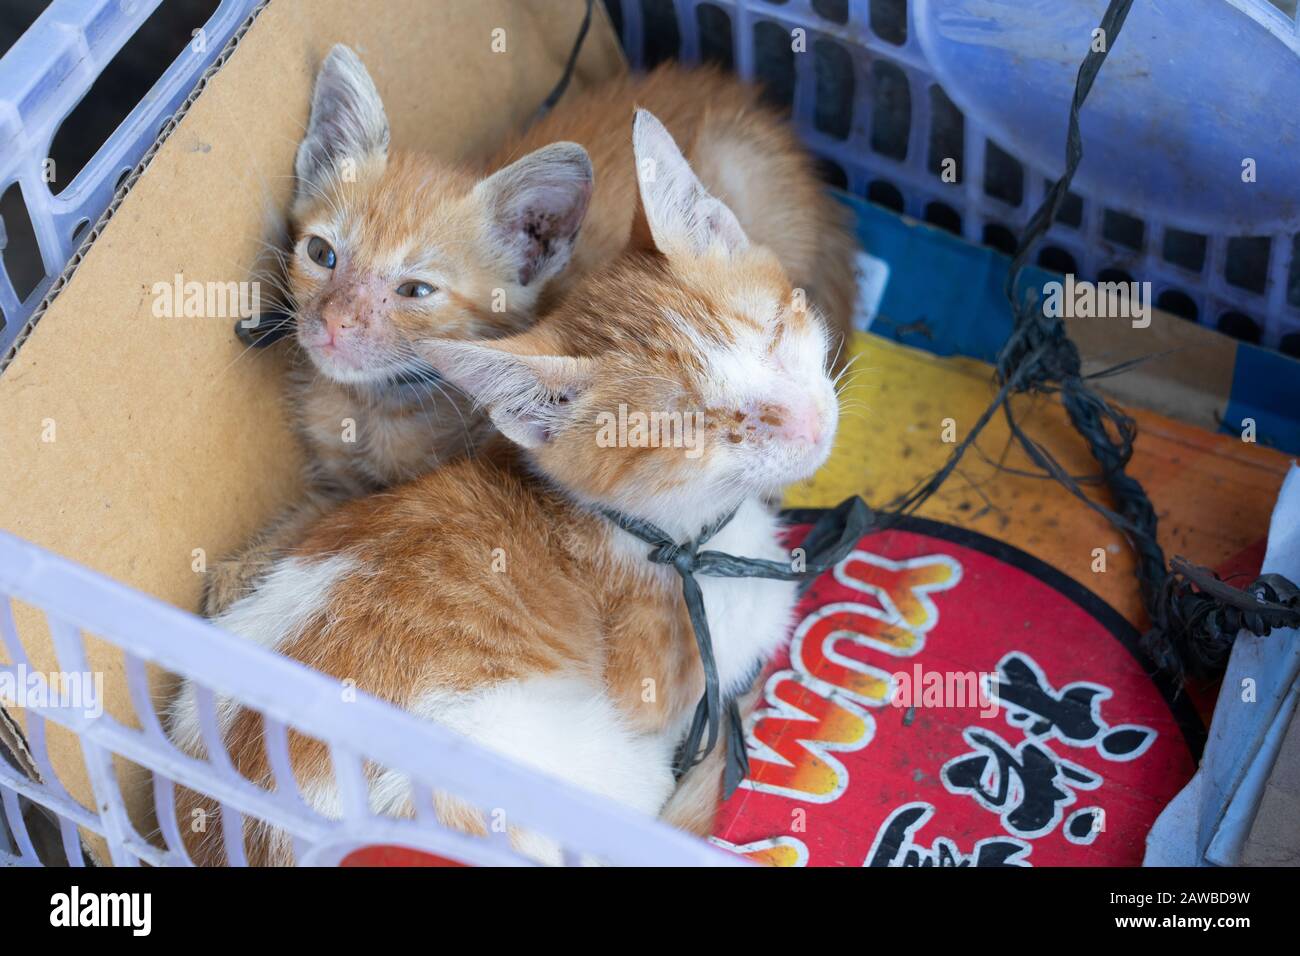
(603, 496, 871, 798)
(1153, 561, 1300, 677)
(881, 0, 1299, 682)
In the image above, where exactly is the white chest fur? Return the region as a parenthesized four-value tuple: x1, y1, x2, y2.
(693, 498, 798, 698)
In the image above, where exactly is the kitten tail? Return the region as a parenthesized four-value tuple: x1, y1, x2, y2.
(659, 743, 728, 836)
(659, 680, 763, 837)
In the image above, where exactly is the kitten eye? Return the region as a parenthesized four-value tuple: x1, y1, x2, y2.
(306, 236, 336, 269)
(396, 281, 436, 298)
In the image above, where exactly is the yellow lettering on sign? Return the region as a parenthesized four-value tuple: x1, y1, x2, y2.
(741, 549, 963, 802)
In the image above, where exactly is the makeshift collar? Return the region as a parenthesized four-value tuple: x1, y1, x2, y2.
(602, 496, 872, 799)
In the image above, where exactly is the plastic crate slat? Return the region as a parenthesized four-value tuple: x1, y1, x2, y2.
(218, 801, 247, 866)
(57, 814, 87, 867)
(261, 715, 309, 813)
(150, 770, 192, 864)
(0, 532, 739, 866)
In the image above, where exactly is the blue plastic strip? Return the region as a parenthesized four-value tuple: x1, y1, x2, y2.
(1223, 343, 1300, 455)
(837, 192, 1056, 364)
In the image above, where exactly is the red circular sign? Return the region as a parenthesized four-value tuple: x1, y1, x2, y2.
(714, 517, 1202, 867)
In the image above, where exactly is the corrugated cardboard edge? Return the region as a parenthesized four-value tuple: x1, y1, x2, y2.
(0, 0, 273, 377)
(0, 706, 94, 865)
(0, 704, 38, 780)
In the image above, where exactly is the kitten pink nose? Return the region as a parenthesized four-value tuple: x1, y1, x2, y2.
(322, 302, 359, 343)
(317, 283, 377, 346)
(778, 404, 824, 447)
(323, 315, 351, 346)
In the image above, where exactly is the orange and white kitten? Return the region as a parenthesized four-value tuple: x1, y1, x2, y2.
(169, 110, 840, 865)
(203, 47, 857, 616)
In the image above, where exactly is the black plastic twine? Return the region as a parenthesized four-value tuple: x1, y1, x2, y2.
(533, 0, 596, 121)
(605, 497, 872, 797)
(884, 0, 1299, 683)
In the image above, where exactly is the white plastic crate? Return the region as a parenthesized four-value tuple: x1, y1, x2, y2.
(607, 0, 1300, 350)
(0, 531, 736, 866)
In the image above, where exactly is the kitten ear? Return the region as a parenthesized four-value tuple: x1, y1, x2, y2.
(294, 45, 390, 201)
(475, 142, 593, 288)
(631, 109, 748, 258)
(423, 340, 593, 449)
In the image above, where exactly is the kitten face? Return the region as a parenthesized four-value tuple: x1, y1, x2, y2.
(424, 111, 838, 528)
(545, 251, 837, 515)
(287, 46, 592, 389)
